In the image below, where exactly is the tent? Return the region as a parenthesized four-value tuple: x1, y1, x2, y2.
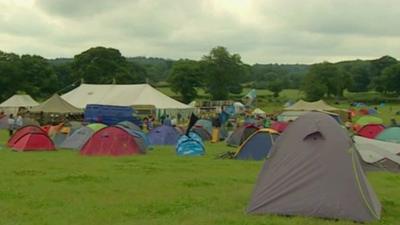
(247, 112, 381, 222)
(277, 111, 306, 122)
(233, 102, 245, 114)
(60, 126, 94, 150)
(176, 132, 205, 156)
(283, 99, 348, 122)
(278, 110, 341, 123)
(283, 101, 293, 108)
(52, 132, 68, 147)
(47, 123, 64, 137)
(353, 135, 400, 172)
(22, 117, 40, 126)
(194, 119, 212, 134)
(284, 99, 340, 111)
(30, 94, 82, 114)
(226, 124, 259, 147)
(8, 125, 55, 152)
(0, 94, 38, 114)
(376, 127, 400, 143)
(117, 121, 141, 131)
(191, 126, 211, 141)
(175, 126, 185, 134)
(147, 125, 181, 145)
(355, 116, 383, 127)
(270, 121, 288, 133)
(62, 84, 194, 117)
(80, 126, 144, 156)
(66, 121, 82, 134)
(128, 129, 149, 151)
(87, 123, 107, 132)
(368, 108, 378, 115)
(234, 129, 279, 160)
(252, 108, 266, 116)
(357, 124, 385, 139)
(359, 108, 369, 115)
(7, 125, 46, 147)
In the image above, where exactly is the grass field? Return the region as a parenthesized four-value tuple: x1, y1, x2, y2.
(1, 87, 400, 224)
(0, 129, 400, 225)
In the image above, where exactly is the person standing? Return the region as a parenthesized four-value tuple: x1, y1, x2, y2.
(171, 116, 177, 127)
(16, 114, 23, 129)
(8, 114, 16, 136)
(211, 115, 221, 143)
(163, 115, 172, 126)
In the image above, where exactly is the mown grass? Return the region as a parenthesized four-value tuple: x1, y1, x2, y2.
(0, 129, 399, 225)
(1, 88, 400, 225)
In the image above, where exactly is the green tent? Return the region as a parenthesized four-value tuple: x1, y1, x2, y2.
(87, 123, 107, 132)
(376, 127, 400, 143)
(355, 116, 383, 127)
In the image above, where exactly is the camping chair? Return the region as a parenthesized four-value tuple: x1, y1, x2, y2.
(216, 151, 236, 159)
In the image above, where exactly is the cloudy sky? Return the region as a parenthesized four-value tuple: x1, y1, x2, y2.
(0, 0, 399, 64)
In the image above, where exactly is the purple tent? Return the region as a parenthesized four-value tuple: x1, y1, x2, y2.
(147, 125, 181, 145)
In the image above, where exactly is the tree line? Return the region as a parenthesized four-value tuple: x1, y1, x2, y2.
(0, 46, 399, 103)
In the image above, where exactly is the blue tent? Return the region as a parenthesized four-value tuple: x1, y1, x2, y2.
(368, 108, 378, 115)
(176, 132, 205, 156)
(147, 125, 181, 145)
(234, 129, 279, 160)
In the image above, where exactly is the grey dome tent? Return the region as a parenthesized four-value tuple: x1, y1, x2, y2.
(52, 132, 68, 148)
(191, 126, 211, 141)
(247, 112, 381, 222)
(226, 124, 258, 147)
(117, 121, 141, 132)
(60, 126, 94, 150)
(353, 135, 400, 173)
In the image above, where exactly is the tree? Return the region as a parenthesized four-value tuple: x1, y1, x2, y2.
(267, 78, 284, 97)
(305, 62, 351, 98)
(345, 62, 372, 92)
(0, 51, 21, 100)
(201, 46, 247, 100)
(302, 73, 327, 101)
(377, 63, 400, 94)
(19, 55, 58, 99)
(168, 59, 202, 103)
(71, 47, 146, 84)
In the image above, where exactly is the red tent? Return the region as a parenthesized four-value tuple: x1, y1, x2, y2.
(80, 126, 142, 156)
(7, 125, 47, 147)
(357, 124, 385, 139)
(359, 108, 369, 115)
(12, 132, 55, 152)
(271, 121, 289, 133)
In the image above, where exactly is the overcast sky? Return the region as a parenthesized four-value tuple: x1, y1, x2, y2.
(0, 0, 399, 64)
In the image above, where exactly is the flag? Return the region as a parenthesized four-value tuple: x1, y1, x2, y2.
(186, 113, 199, 136)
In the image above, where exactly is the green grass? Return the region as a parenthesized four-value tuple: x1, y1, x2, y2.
(0, 131, 399, 225)
(1, 87, 400, 224)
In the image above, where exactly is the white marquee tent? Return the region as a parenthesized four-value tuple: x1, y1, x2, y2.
(0, 94, 39, 115)
(62, 84, 194, 117)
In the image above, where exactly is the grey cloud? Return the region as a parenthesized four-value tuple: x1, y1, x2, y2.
(0, 0, 398, 63)
(35, 0, 133, 18)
